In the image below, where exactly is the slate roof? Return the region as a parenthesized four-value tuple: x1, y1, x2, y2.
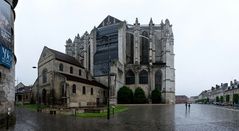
(16, 86, 32, 94)
(60, 73, 107, 89)
(98, 15, 122, 28)
(47, 47, 84, 68)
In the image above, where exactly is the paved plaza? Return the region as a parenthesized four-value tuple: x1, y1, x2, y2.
(7, 104, 239, 131)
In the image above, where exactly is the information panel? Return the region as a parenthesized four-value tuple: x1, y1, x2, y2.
(0, 0, 14, 50)
(0, 44, 12, 68)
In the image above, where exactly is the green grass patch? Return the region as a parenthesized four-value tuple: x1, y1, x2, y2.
(77, 105, 128, 118)
(16, 104, 128, 118)
(16, 104, 48, 111)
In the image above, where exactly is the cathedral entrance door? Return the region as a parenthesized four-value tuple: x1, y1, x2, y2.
(96, 98, 100, 107)
(42, 89, 47, 105)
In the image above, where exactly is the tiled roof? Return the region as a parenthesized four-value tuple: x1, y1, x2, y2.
(16, 86, 32, 94)
(47, 47, 84, 68)
(60, 73, 107, 89)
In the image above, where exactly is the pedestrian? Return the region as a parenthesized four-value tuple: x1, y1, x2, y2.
(188, 103, 191, 109)
(185, 102, 187, 109)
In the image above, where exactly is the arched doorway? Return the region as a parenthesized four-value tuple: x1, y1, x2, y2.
(42, 89, 47, 105)
(155, 70, 162, 90)
(61, 82, 66, 104)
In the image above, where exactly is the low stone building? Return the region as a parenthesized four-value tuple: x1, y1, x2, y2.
(208, 84, 227, 103)
(32, 47, 107, 108)
(175, 95, 188, 104)
(15, 83, 33, 104)
(189, 96, 198, 103)
(198, 90, 211, 100)
(197, 80, 239, 104)
(224, 80, 239, 104)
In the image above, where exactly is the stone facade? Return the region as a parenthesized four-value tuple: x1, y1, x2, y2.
(32, 47, 107, 107)
(197, 80, 239, 104)
(15, 83, 33, 104)
(224, 80, 239, 104)
(175, 95, 188, 104)
(65, 16, 175, 104)
(0, 0, 18, 128)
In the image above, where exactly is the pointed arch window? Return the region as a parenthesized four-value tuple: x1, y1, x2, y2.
(125, 70, 135, 84)
(59, 63, 64, 71)
(155, 70, 162, 90)
(139, 70, 148, 84)
(82, 86, 86, 95)
(91, 88, 94, 95)
(72, 84, 76, 93)
(70, 66, 73, 74)
(126, 33, 134, 64)
(42, 69, 48, 83)
(140, 31, 149, 65)
(61, 82, 66, 97)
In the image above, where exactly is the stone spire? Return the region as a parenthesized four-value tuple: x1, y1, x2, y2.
(74, 34, 81, 43)
(84, 31, 89, 36)
(134, 17, 140, 26)
(160, 20, 164, 25)
(149, 18, 154, 26)
(66, 38, 72, 44)
(165, 19, 170, 25)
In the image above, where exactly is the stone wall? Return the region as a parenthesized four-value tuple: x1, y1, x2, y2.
(0, 62, 15, 127)
(0, 0, 18, 128)
(67, 81, 106, 107)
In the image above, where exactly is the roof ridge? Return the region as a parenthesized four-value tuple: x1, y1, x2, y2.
(46, 47, 84, 68)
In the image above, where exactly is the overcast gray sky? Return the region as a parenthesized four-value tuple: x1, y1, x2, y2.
(14, 0, 239, 97)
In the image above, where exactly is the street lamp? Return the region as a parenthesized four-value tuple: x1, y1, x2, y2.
(102, 35, 110, 120)
(233, 86, 235, 107)
(32, 66, 40, 111)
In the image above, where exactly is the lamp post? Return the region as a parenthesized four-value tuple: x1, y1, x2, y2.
(32, 66, 40, 111)
(102, 35, 110, 120)
(233, 86, 235, 107)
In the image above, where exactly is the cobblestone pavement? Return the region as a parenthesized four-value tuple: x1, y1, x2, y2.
(6, 104, 239, 131)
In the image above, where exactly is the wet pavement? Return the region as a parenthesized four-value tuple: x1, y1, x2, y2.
(7, 104, 239, 131)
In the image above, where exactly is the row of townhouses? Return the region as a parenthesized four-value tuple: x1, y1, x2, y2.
(197, 79, 239, 104)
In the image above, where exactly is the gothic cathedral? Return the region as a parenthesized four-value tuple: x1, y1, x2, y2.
(65, 16, 175, 104)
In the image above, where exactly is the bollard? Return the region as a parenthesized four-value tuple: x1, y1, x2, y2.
(112, 106, 115, 116)
(6, 114, 9, 129)
(6, 107, 11, 129)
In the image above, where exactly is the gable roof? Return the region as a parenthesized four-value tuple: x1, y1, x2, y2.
(15, 82, 25, 89)
(46, 47, 84, 68)
(98, 15, 122, 28)
(61, 73, 107, 89)
(16, 86, 33, 94)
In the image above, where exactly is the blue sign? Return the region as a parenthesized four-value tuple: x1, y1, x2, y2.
(0, 44, 12, 69)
